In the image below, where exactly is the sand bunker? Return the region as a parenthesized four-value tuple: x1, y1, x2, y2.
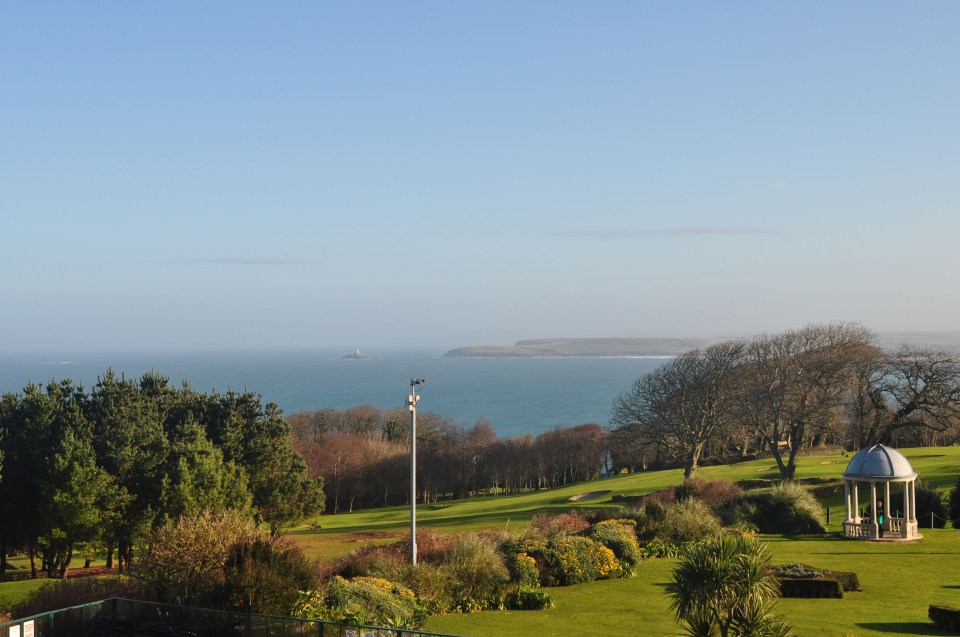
(568, 490, 611, 502)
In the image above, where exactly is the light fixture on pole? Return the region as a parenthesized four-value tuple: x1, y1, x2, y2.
(406, 378, 425, 565)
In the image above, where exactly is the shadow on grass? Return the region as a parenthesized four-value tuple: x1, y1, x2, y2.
(855, 622, 939, 635)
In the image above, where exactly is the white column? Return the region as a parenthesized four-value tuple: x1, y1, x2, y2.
(902, 481, 909, 539)
(911, 480, 917, 522)
(853, 482, 860, 523)
(844, 480, 852, 522)
(870, 481, 878, 538)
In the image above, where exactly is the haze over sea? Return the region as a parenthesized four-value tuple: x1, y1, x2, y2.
(0, 351, 666, 437)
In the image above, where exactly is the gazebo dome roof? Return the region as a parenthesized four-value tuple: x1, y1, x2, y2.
(843, 444, 917, 479)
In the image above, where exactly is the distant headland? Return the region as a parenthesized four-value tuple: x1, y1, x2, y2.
(443, 338, 711, 358)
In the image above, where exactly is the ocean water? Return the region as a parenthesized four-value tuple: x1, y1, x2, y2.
(0, 351, 667, 438)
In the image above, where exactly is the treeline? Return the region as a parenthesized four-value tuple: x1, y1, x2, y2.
(288, 406, 607, 513)
(0, 371, 323, 579)
(611, 323, 960, 481)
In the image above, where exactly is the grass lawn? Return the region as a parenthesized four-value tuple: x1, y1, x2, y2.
(426, 530, 960, 637)
(3, 445, 959, 635)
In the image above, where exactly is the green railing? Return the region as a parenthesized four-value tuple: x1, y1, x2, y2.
(0, 597, 465, 637)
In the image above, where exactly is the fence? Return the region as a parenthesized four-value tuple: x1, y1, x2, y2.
(0, 597, 465, 637)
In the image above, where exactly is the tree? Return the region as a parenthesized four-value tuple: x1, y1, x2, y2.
(86, 370, 168, 570)
(847, 347, 960, 448)
(739, 323, 874, 480)
(612, 341, 746, 479)
(160, 419, 252, 521)
(667, 534, 791, 637)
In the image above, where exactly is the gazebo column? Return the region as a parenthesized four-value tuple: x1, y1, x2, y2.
(902, 480, 909, 538)
(870, 481, 878, 538)
(853, 482, 860, 523)
(911, 480, 917, 525)
(844, 480, 852, 522)
(884, 482, 891, 535)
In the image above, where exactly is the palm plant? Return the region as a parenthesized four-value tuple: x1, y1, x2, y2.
(666, 534, 791, 637)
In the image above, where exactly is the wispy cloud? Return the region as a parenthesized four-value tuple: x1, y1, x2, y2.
(167, 257, 313, 266)
(772, 180, 792, 192)
(547, 227, 780, 239)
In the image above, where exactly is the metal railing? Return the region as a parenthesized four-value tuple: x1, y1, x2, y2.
(0, 597, 465, 637)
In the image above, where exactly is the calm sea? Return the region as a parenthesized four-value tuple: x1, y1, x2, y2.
(0, 351, 666, 438)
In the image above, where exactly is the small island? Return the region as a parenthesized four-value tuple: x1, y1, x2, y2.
(341, 349, 371, 360)
(444, 337, 710, 358)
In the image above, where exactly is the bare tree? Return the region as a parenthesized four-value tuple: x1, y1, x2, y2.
(739, 322, 875, 480)
(611, 341, 746, 479)
(847, 347, 960, 447)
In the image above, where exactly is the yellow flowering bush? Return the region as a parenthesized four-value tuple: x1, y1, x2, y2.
(509, 551, 540, 588)
(293, 575, 426, 629)
(587, 519, 641, 570)
(591, 544, 622, 579)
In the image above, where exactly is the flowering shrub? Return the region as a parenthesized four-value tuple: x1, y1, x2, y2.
(591, 543, 623, 579)
(294, 575, 427, 629)
(587, 519, 641, 570)
(509, 551, 541, 589)
(539, 535, 604, 585)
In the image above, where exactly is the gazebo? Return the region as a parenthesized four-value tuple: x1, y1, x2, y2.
(842, 444, 920, 540)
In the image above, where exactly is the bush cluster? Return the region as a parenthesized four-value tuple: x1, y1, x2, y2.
(294, 576, 427, 629)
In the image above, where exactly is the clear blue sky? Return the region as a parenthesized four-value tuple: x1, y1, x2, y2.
(2, 2, 958, 353)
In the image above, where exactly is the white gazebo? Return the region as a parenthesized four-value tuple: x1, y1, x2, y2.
(842, 444, 920, 540)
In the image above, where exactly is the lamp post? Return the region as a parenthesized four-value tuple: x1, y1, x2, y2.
(406, 378, 425, 565)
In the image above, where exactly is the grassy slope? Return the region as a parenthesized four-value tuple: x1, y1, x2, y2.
(295, 446, 960, 637)
(4, 446, 958, 635)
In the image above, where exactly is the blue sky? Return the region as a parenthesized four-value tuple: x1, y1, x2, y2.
(2, 2, 958, 353)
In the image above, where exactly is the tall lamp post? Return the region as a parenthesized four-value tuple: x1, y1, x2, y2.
(406, 378, 425, 565)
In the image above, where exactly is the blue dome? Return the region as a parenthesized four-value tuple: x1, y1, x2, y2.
(843, 444, 916, 479)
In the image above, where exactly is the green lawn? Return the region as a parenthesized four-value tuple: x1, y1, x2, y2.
(426, 529, 960, 637)
(4, 445, 959, 635)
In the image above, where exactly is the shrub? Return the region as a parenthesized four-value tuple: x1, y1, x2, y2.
(328, 543, 405, 580)
(539, 535, 600, 586)
(916, 480, 948, 529)
(778, 577, 843, 599)
(296, 576, 427, 629)
(747, 482, 826, 535)
(531, 511, 590, 537)
(13, 576, 151, 619)
(621, 501, 665, 543)
(131, 509, 262, 606)
(507, 551, 540, 589)
(929, 605, 960, 633)
(442, 533, 511, 611)
(639, 539, 683, 559)
(659, 498, 721, 544)
(773, 563, 860, 594)
(389, 562, 454, 615)
(210, 536, 318, 615)
(505, 589, 554, 610)
(949, 478, 960, 530)
(587, 519, 641, 569)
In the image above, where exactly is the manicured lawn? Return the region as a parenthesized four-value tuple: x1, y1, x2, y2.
(426, 530, 960, 637)
(4, 445, 959, 635)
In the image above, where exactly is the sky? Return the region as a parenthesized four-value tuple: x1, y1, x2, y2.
(2, 2, 958, 353)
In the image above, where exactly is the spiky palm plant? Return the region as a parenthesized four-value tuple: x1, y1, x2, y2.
(666, 534, 791, 637)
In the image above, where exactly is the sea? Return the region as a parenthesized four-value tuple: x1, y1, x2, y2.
(0, 350, 668, 438)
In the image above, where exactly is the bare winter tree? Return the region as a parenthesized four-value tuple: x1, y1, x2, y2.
(847, 347, 960, 447)
(611, 340, 746, 479)
(738, 322, 875, 480)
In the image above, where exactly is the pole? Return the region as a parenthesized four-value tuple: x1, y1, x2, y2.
(407, 379, 424, 565)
